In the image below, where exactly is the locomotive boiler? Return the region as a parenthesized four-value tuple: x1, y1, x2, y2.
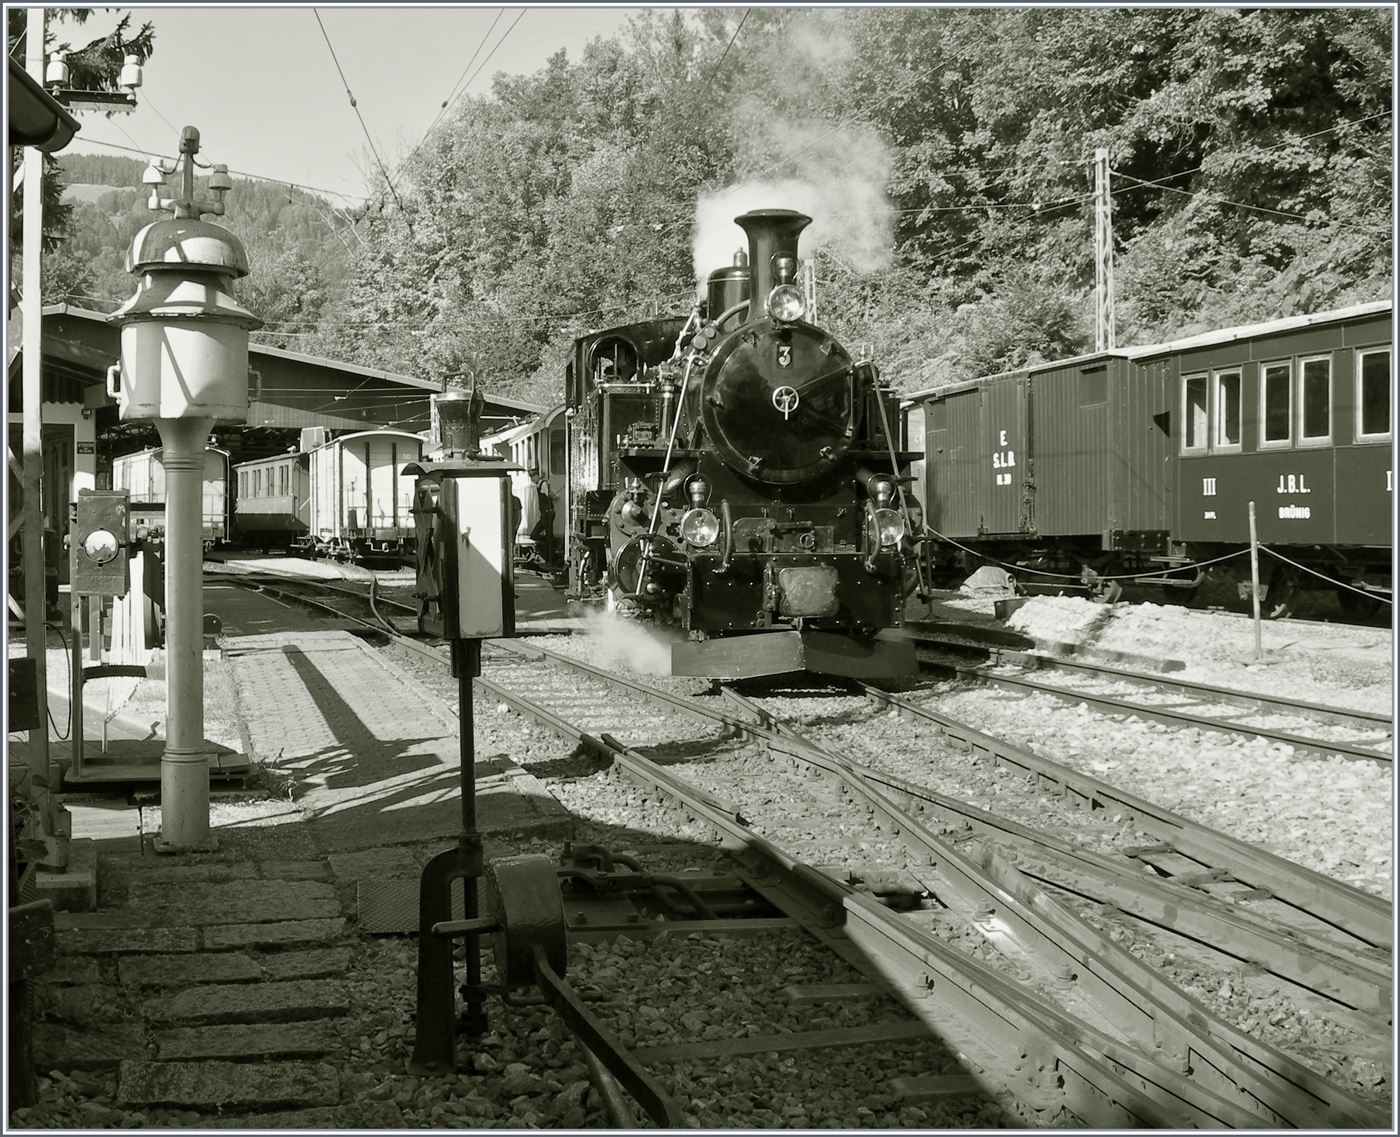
(566, 208, 923, 678)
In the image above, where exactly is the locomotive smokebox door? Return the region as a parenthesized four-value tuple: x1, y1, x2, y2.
(407, 462, 516, 640)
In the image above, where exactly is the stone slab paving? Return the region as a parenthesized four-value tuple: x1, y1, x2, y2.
(57, 924, 200, 955)
(260, 946, 352, 981)
(203, 916, 346, 950)
(116, 1059, 341, 1110)
(34, 1022, 149, 1070)
(155, 1020, 344, 1061)
(28, 624, 583, 1123)
(146, 979, 349, 1026)
(123, 879, 343, 926)
(119, 953, 261, 989)
(227, 630, 569, 853)
(37, 849, 363, 1120)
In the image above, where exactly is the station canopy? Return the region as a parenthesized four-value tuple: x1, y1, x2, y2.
(35, 305, 543, 446)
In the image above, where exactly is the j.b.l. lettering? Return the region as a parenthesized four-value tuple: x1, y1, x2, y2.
(1276, 474, 1311, 494)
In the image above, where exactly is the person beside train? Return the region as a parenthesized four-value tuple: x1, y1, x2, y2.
(530, 471, 556, 569)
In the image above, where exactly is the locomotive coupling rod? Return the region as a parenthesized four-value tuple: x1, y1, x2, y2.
(529, 942, 684, 1129)
(431, 916, 498, 939)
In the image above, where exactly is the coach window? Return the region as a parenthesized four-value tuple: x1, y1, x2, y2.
(1183, 374, 1208, 452)
(1260, 361, 1292, 447)
(254, 469, 263, 497)
(1299, 355, 1331, 445)
(549, 428, 565, 477)
(279, 464, 288, 495)
(1356, 348, 1391, 441)
(1213, 369, 1242, 450)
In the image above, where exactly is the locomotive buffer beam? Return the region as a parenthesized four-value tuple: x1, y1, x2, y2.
(671, 629, 917, 680)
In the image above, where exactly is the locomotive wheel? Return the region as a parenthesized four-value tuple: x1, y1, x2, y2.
(485, 854, 567, 989)
(1092, 579, 1124, 604)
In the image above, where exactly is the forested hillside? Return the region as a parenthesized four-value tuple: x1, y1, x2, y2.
(50, 153, 351, 349)
(49, 8, 1392, 407)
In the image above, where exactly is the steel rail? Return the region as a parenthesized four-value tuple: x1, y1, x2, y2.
(390, 630, 1387, 1126)
(600, 736, 1302, 1128)
(985, 649, 1392, 733)
(918, 655, 1391, 766)
(721, 687, 1389, 1014)
(483, 635, 1392, 954)
(713, 690, 1385, 1129)
(857, 682, 1393, 950)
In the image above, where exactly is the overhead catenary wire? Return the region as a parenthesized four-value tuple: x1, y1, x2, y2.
(313, 9, 412, 233)
(353, 8, 528, 230)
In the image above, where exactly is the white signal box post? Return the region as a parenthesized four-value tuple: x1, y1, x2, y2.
(411, 469, 515, 641)
(406, 388, 520, 1074)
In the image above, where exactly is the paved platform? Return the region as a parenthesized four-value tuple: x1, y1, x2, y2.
(224, 629, 568, 854)
(14, 568, 576, 896)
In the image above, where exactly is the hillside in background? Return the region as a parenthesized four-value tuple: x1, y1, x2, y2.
(44, 8, 1392, 410)
(51, 152, 352, 350)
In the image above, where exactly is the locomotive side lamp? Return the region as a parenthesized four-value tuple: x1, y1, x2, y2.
(108, 125, 261, 854)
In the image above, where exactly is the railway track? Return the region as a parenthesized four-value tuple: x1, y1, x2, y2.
(210, 565, 1391, 1125)
(910, 631, 1392, 766)
(421, 634, 1389, 1127)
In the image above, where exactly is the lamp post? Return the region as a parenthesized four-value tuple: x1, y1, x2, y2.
(108, 126, 261, 851)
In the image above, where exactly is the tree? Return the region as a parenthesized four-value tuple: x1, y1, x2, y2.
(8, 10, 156, 301)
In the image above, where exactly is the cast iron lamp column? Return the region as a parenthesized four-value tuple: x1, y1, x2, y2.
(108, 127, 261, 850)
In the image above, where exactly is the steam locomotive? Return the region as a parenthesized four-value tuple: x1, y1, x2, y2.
(565, 209, 923, 679)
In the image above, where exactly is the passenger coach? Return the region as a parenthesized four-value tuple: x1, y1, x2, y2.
(480, 404, 567, 568)
(909, 301, 1392, 616)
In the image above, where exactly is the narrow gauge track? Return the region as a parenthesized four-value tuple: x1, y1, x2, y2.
(212, 568, 1390, 1125)
(415, 630, 1388, 1127)
(911, 632, 1392, 766)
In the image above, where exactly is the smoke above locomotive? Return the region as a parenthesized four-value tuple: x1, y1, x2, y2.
(565, 206, 925, 680)
(692, 175, 895, 285)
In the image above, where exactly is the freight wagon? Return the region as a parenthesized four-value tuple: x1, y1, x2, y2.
(111, 446, 231, 549)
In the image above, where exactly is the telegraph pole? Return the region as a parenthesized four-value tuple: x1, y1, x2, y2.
(21, 8, 55, 848)
(1094, 147, 1115, 351)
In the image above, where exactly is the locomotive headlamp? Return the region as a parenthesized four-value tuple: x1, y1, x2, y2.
(868, 474, 896, 506)
(865, 506, 905, 548)
(767, 284, 806, 323)
(680, 507, 721, 548)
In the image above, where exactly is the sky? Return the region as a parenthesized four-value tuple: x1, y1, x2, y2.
(40, 5, 644, 203)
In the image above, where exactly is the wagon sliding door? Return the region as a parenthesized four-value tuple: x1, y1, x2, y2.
(926, 379, 1028, 539)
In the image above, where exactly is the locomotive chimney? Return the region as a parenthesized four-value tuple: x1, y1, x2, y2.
(735, 209, 811, 325)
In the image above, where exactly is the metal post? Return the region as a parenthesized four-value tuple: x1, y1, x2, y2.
(21, 9, 51, 820)
(69, 589, 84, 778)
(154, 417, 216, 851)
(1094, 147, 1115, 352)
(455, 638, 486, 1037)
(1248, 501, 1263, 660)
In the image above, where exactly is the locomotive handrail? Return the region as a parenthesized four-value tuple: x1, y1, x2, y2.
(717, 498, 734, 572)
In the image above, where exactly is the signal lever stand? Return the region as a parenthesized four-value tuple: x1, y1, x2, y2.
(406, 639, 682, 1127)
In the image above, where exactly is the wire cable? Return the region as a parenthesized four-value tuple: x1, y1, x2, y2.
(1260, 545, 1393, 605)
(313, 9, 413, 231)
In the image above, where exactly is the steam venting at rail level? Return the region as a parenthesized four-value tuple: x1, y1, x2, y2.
(583, 611, 683, 677)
